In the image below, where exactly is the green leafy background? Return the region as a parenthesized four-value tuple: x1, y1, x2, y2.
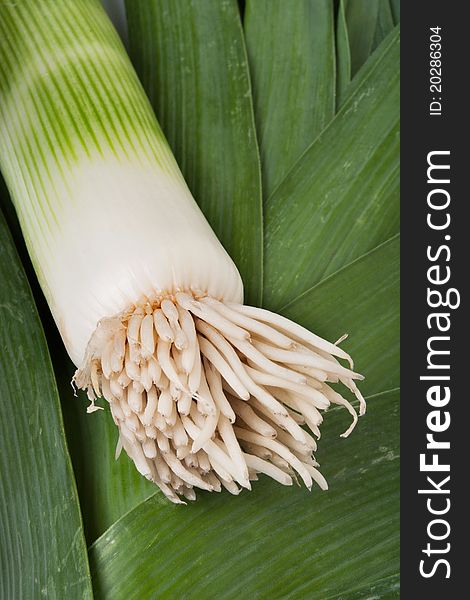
(0, 1, 400, 598)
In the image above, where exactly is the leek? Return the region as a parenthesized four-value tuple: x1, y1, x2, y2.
(0, 0, 365, 503)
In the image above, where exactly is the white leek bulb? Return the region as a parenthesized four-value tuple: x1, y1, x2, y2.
(0, 0, 364, 503)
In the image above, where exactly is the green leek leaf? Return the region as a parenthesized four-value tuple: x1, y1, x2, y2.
(263, 27, 399, 310)
(125, 0, 263, 305)
(0, 208, 92, 599)
(335, 0, 351, 108)
(282, 235, 400, 398)
(327, 573, 400, 599)
(372, 0, 395, 52)
(345, 0, 380, 77)
(244, 0, 335, 197)
(390, 0, 400, 25)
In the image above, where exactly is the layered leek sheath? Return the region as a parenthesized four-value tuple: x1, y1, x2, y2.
(0, 0, 365, 503)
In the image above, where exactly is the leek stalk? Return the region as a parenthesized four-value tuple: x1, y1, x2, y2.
(0, 0, 364, 503)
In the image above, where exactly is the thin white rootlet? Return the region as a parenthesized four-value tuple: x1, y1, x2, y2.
(74, 293, 365, 504)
